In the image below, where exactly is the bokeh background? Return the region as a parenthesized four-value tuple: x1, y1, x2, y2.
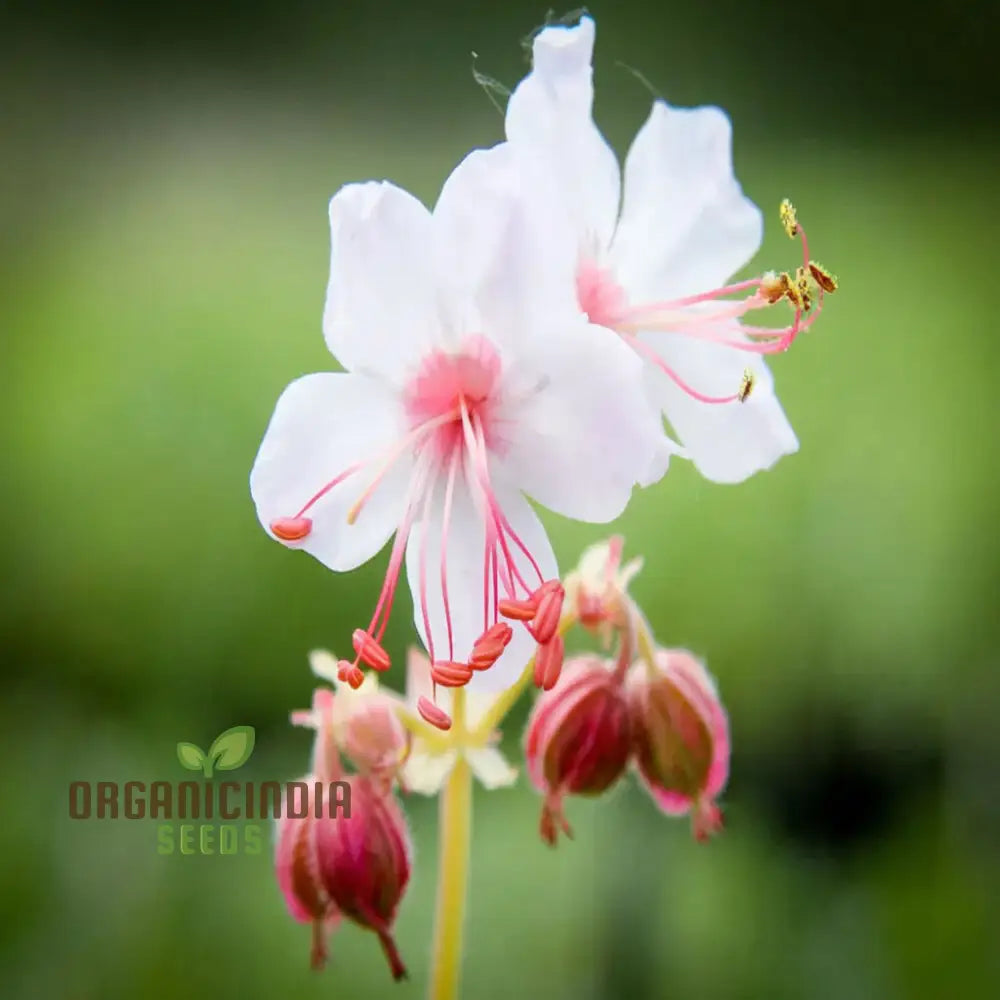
(2, 1, 998, 998)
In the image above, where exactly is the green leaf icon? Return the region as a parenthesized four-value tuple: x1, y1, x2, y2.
(177, 742, 207, 772)
(208, 725, 256, 773)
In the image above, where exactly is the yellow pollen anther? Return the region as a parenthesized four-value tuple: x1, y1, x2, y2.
(780, 198, 799, 238)
(808, 261, 838, 293)
(784, 276, 803, 310)
(794, 267, 813, 312)
(760, 270, 788, 304)
(737, 368, 755, 403)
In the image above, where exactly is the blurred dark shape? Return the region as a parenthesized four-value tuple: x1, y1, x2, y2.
(744, 701, 943, 860)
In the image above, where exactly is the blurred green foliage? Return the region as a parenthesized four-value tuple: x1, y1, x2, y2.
(1, 2, 998, 998)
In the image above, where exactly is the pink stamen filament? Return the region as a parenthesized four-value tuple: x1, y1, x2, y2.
(606, 221, 824, 404)
(346, 410, 459, 525)
(621, 332, 746, 405)
(464, 406, 546, 588)
(458, 401, 537, 600)
(365, 455, 433, 646)
(439, 448, 460, 663)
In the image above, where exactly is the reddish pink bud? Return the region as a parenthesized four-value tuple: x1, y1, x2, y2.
(274, 807, 337, 970)
(351, 629, 391, 672)
(626, 649, 730, 842)
(533, 634, 565, 691)
(313, 776, 411, 980)
(523, 656, 632, 845)
(527, 581, 565, 644)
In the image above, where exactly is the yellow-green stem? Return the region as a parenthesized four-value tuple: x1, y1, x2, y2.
(428, 694, 473, 1000)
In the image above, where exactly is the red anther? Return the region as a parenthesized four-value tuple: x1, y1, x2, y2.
(469, 642, 504, 671)
(534, 635, 565, 691)
(531, 579, 563, 600)
(469, 622, 514, 670)
(527, 583, 564, 644)
(498, 597, 537, 622)
(343, 665, 365, 689)
(417, 696, 452, 731)
(352, 629, 391, 672)
(479, 622, 514, 648)
(270, 516, 313, 542)
(429, 661, 474, 688)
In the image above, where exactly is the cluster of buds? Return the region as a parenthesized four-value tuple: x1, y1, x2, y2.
(525, 538, 730, 844)
(275, 673, 412, 980)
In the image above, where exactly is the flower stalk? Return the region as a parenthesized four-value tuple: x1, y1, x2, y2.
(428, 692, 472, 1000)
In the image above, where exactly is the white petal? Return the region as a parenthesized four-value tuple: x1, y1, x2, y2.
(640, 332, 799, 483)
(250, 372, 411, 571)
(404, 476, 557, 695)
(402, 749, 458, 796)
(505, 15, 620, 253)
(466, 747, 518, 789)
(637, 426, 687, 488)
(322, 182, 440, 381)
(497, 321, 660, 522)
(612, 101, 762, 301)
(432, 143, 579, 354)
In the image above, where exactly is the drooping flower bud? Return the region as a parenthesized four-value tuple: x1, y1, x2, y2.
(274, 805, 339, 970)
(277, 687, 412, 980)
(626, 649, 730, 841)
(523, 655, 632, 845)
(313, 775, 412, 981)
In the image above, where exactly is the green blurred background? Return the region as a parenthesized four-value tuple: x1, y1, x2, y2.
(2, 1, 997, 997)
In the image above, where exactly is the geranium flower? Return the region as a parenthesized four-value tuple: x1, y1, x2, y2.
(505, 16, 837, 484)
(250, 143, 662, 718)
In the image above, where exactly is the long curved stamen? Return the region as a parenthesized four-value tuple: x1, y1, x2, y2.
(458, 402, 539, 598)
(417, 465, 439, 667)
(584, 200, 836, 406)
(621, 332, 749, 405)
(346, 410, 458, 525)
(439, 448, 461, 663)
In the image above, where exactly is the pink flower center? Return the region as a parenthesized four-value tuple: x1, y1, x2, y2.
(269, 335, 563, 722)
(402, 334, 503, 461)
(576, 259, 629, 329)
(574, 205, 835, 406)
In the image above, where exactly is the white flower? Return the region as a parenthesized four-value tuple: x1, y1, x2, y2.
(250, 143, 662, 705)
(397, 647, 518, 794)
(505, 16, 825, 485)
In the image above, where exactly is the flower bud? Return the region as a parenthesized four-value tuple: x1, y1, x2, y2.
(523, 655, 632, 845)
(274, 792, 338, 971)
(627, 649, 730, 841)
(275, 775, 412, 980)
(314, 776, 411, 980)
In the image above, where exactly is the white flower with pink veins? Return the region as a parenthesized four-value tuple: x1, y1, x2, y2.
(506, 16, 835, 485)
(250, 143, 663, 724)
